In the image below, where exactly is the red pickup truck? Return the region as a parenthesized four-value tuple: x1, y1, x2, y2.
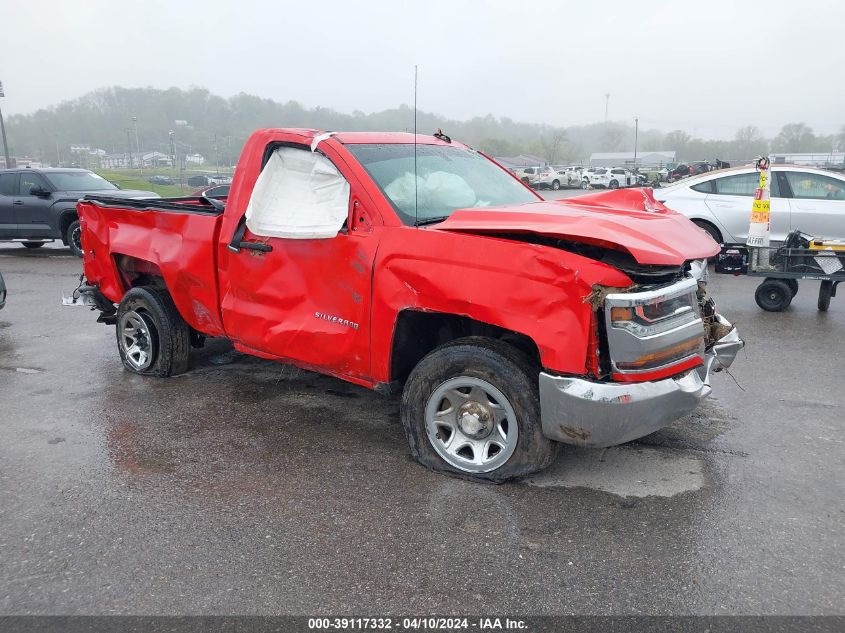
(73, 128, 742, 481)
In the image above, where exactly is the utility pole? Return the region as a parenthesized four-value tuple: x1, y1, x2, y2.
(634, 117, 639, 166)
(604, 93, 610, 123)
(0, 81, 11, 169)
(132, 116, 142, 175)
(55, 135, 61, 167)
(125, 128, 133, 168)
(169, 130, 176, 174)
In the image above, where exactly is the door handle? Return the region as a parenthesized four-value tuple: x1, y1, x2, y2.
(13, 200, 23, 206)
(234, 241, 273, 253)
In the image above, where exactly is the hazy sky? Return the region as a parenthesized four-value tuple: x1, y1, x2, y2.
(2, 0, 843, 139)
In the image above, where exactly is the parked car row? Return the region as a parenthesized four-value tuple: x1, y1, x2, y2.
(510, 165, 650, 191)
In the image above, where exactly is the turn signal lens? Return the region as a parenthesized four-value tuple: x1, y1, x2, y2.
(610, 307, 634, 322)
(615, 337, 703, 371)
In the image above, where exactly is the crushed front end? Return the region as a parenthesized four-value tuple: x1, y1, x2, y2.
(539, 261, 743, 447)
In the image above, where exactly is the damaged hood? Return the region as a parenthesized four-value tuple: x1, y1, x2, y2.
(434, 188, 719, 266)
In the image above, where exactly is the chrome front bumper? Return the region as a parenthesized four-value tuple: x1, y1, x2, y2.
(539, 319, 743, 447)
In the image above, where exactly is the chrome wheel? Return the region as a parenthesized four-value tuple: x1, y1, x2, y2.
(118, 310, 156, 371)
(425, 376, 518, 473)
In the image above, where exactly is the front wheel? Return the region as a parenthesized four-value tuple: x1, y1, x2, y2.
(609, 180, 619, 189)
(580, 180, 589, 190)
(66, 220, 83, 257)
(401, 337, 557, 482)
(551, 179, 560, 191)
(116, 286, 191, 377)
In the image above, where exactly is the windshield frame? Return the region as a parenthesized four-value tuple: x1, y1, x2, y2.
(345, 142, 541, 226)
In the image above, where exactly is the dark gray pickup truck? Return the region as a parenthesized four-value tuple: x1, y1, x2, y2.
(0, 168, 157, 256)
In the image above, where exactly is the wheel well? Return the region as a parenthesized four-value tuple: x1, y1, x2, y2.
(389, 310, 540, 386)
(691, 219, 723, 243)
(58, 211, 78, 244)
(114, 254, 166, 291)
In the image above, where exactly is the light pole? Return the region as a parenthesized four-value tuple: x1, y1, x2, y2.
(634, 117, 639, 167)
(604, 93, 610, 123)
(0, 81, 11, 169)
(132, 116, 142, 175)
(169, 130, 176, 173)
(125, 127, 133, 168)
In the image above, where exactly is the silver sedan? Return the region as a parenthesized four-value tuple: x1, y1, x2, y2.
(654, 165, 845, 243)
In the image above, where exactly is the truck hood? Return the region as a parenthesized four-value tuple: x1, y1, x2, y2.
(434, 188, 719, 266)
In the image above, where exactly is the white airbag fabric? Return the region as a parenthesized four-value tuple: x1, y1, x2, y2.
(245, 147, 350, 239)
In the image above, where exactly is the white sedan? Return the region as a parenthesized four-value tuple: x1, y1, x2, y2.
(654, 165, 845, 243)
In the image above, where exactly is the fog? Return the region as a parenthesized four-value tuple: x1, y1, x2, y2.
(2, 0, 843, 139)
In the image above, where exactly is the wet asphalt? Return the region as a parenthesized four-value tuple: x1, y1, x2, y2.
(0, 215, 843, 615)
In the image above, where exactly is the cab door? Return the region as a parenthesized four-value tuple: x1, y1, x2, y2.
(220, 143, 381, 383)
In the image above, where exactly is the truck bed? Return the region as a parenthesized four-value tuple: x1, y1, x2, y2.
(78, 195, 228, 336)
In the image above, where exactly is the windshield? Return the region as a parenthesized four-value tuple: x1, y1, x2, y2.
(44, 171, 117, 192)
(346, 143, 538, 225)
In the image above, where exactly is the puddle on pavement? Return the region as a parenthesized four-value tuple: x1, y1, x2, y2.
(524, 445, 705, 498)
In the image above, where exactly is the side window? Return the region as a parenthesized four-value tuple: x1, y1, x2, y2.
(245, 146, 351, 239)
(784, 172, 845, 201)
(713, 172, 781, 197)
(611, 169, 624, 175)
(19, 172, 48, 196)
(0, 172, 17, 196)
(712, 173, 758, 196)
(691, 181, 713, 194)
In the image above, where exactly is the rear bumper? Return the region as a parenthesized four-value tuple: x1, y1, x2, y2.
(539, 319, 743, 447)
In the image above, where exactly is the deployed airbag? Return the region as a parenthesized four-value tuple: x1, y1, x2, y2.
(245, 147, 350, 239)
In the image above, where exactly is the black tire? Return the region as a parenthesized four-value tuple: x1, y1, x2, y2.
(755, 279, 793, 312)
(609, 180, 619, 189)
(692, 219, 722, 245)
(401, 337, 557, 482)
(66, 220, 83, 257)
(785, 279, 799, 298)
(580, 180, 589, 190)
(22, 242, 45, 249)
(551, 179, 560, 191)
(115, 286, 191, 377)
(818, 281, 832, 312)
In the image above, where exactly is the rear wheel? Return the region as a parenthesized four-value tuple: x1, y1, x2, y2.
(580, 180, 589, 190)
(401, 337, 557, 482)
(609, 180, 619, 189)
(22, 242, 45, 249)
(755, 279, 793, 312)
(116, 286, 191, 377)
(66, 220, 83, 257)
(818, 281, 833, 312)
(551, 179, 560, 191)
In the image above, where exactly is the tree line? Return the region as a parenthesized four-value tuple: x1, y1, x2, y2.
(5, 86, 844, 166)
